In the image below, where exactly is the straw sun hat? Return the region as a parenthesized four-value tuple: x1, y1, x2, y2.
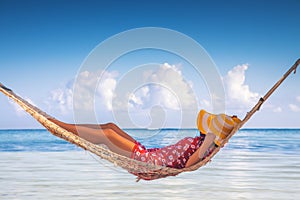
(197, 110, 241, 146)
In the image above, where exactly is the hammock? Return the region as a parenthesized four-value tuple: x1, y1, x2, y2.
(0, 59, 298, 181)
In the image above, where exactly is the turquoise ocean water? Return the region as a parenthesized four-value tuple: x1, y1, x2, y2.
(0, 129, 299, 199)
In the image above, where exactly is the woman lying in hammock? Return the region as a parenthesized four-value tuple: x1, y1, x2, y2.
(49, 110, 241, 169)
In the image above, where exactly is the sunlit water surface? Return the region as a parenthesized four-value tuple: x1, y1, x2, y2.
(0, 129, 299, 200)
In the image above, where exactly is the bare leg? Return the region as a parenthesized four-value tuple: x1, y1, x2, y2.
(75, 123, 136, 143)
(48, 119, 135, 158)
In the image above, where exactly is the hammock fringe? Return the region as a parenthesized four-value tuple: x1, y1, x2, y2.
(0, 59, 298, 181)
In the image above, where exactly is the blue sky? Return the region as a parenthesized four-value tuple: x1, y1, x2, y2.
(0, 0, 299, 129)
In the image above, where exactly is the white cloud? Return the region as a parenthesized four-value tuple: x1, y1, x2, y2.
(96, 71, 118, 111)
(223, 64, 259, 110)
(124, 63, 200, 128)
(47, 70, 118, 116)
(272, 106, 282, 113)
(289, 104, 300, 112)
(48, 87, 73, 115)
(222, 64, 290, 115)
(286, 96, 300, 113)
(263, 104, 283, 113)
(129, 85, 180, 110)
(128, 63, 197, 111)
(9, 97, 36, 117)
(199, 98, 210, 108)
(73, 70, 118, 111)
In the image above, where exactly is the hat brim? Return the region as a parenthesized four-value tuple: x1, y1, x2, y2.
(197, 109, 241, 138)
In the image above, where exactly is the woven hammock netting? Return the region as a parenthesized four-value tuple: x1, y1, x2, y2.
(0, 59, 298, 181)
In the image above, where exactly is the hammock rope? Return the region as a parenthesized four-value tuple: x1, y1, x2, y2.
(0, 59, 298, 181)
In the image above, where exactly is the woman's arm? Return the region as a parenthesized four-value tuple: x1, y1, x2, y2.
(185, 132, 216, 167)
